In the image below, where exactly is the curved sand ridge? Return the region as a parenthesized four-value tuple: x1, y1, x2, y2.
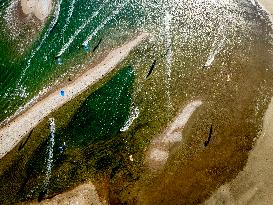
(0, 33, 150, 159)
(21, 0, 52, 20)
(203, 96, 273, 204)
(203, 1, 273, 204)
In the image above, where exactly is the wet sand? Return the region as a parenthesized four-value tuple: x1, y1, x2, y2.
(204, 96, 273, 205)
(0, 33, 149, 159)
(19, 182, 103, 205)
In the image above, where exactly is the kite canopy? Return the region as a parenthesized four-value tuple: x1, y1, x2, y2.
(60, 90, 65, 97)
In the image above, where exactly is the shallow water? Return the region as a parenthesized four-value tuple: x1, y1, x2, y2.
(1, 0, 273, 204)
(0, 0, 271, 121)
(0, 66, 135, 203)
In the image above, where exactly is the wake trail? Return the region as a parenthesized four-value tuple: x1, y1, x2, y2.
(17, 0, 63, 86)
(204, 24, 226, 67)
(82, 1, 128, 47)
(120, 105, 140, 132)
(44, 118, 55, 189)
(61, 0, 76, 43)
(164, 10, 173, 113)
(57, 0, 110, 57)
(204, 38, 225, 67)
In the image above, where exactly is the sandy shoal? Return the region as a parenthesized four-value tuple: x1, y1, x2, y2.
(0, 33, 149, 159)
(146, 100, 202, 171)
(203, 96, 273, 204)
(21, 0, 52, 20)
(19, 182, 104, 205)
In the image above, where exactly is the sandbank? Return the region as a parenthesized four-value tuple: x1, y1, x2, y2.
(203, 96, 273, 204)
(21, 0, 52, 20)
(146, 100, 202, 170)
(20, 182, 103, 205)
(0, 33, 149, 159)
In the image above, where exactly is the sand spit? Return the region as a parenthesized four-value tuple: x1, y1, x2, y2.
(203, 96, 273, 205)
(21, 0, 52, 21)
(147, 100, 202, 170)
(20, 182, 103, 205)
(0, 33, 149, 159)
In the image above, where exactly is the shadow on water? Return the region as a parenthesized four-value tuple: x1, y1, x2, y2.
(0, 65, 135, 204)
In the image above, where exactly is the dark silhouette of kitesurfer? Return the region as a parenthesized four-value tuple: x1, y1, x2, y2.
(92, 38, 103, 52)
(146, 60, 157, 78)
(204, 125, 213, 147)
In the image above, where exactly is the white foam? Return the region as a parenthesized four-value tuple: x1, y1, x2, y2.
(120, 106, 140, 132)
(204, 35, 225, 67)
(57, 0, 110, 56)
(82, 1, 128, 47)
(0, 84, 53, 128)
(44, 117, 55, 188)
(15, 85, 29, 98)
(60, 0, 76, 42)
(164, 10, 173, 111)
(18, 0, 63, 86)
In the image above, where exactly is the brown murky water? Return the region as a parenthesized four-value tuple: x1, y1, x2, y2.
(1, 0, 273, 204)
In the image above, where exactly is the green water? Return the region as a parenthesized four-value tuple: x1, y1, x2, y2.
(0, 0, 143, 122)
(0, 65, 134, 204)
(0, 0, 270, 123)
(1, 0, 273, 204)
(62, 66, 134, 146)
